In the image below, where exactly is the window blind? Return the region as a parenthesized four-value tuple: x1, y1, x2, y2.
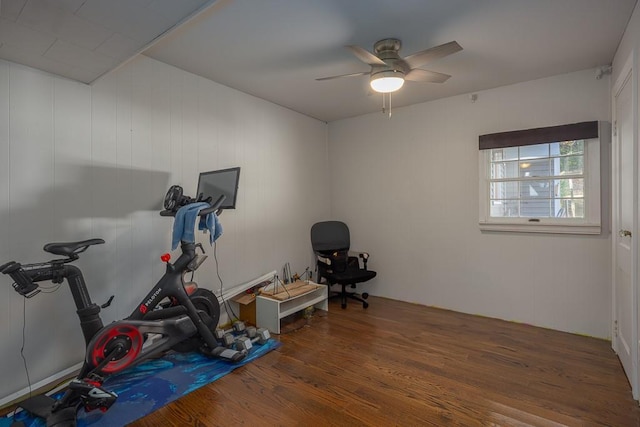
(479, 121, 598, 150)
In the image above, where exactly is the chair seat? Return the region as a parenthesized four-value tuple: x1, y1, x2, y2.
(325, 268, 376, 284)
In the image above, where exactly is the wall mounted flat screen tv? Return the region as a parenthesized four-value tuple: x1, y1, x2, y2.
(197, 167, 241, 209)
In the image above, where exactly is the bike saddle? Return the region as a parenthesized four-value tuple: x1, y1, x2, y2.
(43, 239, 105, 258)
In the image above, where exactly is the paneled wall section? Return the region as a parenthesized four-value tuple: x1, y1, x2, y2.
(0, 57, 330, 401)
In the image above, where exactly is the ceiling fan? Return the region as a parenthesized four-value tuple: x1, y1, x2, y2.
(317, 39, 463, 93)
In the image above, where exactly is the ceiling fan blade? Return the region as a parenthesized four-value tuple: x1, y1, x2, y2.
(405, 69, 451, 83)
(316, 71, 369, 81)
(404, 41, 462, 69)
(345, 45, 386, 66)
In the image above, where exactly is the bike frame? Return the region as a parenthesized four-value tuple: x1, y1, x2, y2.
(5, 239, 227, 381)
(82, 241, 221, 376)
(0, 194, 243, 426)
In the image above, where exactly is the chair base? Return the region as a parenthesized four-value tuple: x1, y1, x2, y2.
(328, 284, 369, 309)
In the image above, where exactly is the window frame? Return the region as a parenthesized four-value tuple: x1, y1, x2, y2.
(478, 124, 602, 235)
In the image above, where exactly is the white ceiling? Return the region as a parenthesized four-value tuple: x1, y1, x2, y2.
(0, 0, 216, 83)
(1, 0, 637, 122)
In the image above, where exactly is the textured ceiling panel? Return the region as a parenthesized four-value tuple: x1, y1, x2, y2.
(18, 0, 112, 50)
(0, 0, 28, 21)
(0, 17, 55, 55)
(76, 0, 176, 43)
(0, 0, 217, 83)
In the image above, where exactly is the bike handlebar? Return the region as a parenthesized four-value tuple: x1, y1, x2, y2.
(159, 194, 226, 217)
(2, 238, 208, 299)
(200, 194, 226, 215)
(0, 261, 40, 297)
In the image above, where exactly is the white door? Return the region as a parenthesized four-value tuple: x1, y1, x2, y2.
(612, 55, 637, 398)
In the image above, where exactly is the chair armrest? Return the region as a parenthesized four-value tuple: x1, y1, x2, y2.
(349, 251, 370, 269)
(316, 255, 331, 265)
(348, 251, 370, 258)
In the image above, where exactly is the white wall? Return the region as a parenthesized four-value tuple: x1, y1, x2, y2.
(328, 68, 611, 338)
(0, 56, 329, 401)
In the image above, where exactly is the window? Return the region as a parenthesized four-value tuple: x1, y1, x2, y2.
(479, 122, 601, 234)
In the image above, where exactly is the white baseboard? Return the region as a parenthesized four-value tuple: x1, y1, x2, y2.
(0, 361, 83, 408)
(216, 270, 276, 301)
(216, 270, 276, 325)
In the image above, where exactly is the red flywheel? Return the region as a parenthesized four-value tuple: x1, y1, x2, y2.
(89, 324, 143, 374)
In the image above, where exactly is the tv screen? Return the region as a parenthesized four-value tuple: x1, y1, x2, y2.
(196, 167, 240, 209)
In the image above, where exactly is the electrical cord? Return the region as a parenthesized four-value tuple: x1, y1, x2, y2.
(11, 294, 32, 424)
(20, 296, 31, 397)
(213, 241, 239, 322)
(9, 279, 65, 422)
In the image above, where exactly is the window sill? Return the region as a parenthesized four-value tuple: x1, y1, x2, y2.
(479, 221, 601, 235)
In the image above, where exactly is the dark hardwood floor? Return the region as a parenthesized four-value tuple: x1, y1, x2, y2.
(132, 296, 640, 426)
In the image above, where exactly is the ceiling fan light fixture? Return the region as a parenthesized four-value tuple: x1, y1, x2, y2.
(370, 70, 405, 93)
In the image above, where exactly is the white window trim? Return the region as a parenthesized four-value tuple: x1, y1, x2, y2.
(478, 136, 601, 234)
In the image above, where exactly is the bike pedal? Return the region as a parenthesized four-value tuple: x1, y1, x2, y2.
(70, 379, 118, 412)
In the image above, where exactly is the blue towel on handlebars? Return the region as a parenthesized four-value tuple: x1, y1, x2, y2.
(171, 203, 223, 250)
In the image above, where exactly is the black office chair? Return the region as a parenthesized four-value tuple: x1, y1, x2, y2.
(310, 221, 376, 309)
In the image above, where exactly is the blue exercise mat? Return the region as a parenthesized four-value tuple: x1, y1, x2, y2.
(2, 340, 281, 427)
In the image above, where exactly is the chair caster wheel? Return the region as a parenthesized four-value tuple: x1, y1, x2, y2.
(341, 303, 347, 309)
(362, 292, 369, 299)
(363, 302, 369, 309)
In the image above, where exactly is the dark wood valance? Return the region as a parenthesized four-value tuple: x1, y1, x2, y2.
(479, 121, 598, 150)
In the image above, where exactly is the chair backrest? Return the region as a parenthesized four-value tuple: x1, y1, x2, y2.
(310, 221, 350, 254)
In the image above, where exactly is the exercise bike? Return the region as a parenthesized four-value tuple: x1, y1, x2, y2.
(1, 190, 245, 427)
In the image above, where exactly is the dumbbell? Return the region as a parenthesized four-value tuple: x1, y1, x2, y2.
(214, 321, 247, 347)
(236, 328, 270, 351)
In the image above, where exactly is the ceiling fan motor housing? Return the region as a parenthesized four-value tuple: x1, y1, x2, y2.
(371, 38, 409, 76)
